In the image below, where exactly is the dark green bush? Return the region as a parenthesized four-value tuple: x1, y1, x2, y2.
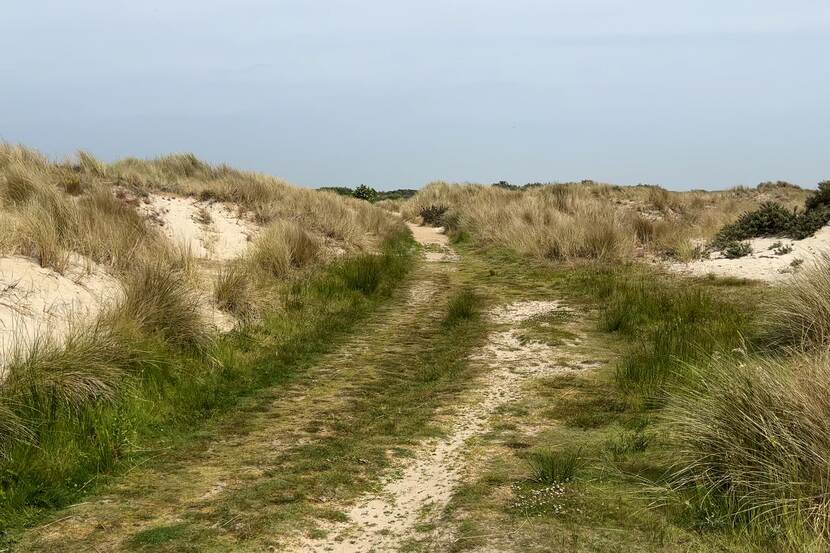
(713, 183, 830, 248)
(713, 202, 796, 248)
(789, 206, 830, 239)
(352, 184, 378, 202)
(722, 241, 752, 259)
(420, 205, 448, 226)
(805, 181, 830, 212)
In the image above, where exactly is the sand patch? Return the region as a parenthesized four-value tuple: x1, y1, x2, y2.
(140, 195, 257, 261)
(293, 300, 574, 552)
(0, 255, 120, 369)
(670, 225, 830, 282)
(406, 222, 449, 246)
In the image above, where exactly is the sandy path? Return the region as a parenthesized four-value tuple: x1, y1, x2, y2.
(295, 227, 573, 551)
(17, 234, 456, 553)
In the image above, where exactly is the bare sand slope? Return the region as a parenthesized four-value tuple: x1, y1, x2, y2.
(671, 225, 830, 282)
(140, 195, 257, 260)
(0, 255, 119, 369)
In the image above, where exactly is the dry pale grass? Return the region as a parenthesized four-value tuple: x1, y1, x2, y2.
(249, 219, 321, 278)
(401, 180, 809, 261)
(765, 253, 830, 349)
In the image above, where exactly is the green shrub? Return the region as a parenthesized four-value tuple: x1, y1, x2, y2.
(419, 205, 447, 226)
(352, 184, 378, 202)
(713, 202, 796, 247)
(805, 181, 830, 212)
(722, 240, 752, 259)
(788, 206, 830, 239)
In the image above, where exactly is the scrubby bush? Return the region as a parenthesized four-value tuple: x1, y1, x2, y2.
(352, 184, 378, 202)
(713, 202, 797, 247)
(420, 205, 448, 226)
(721, 240, 752, 259)
(712, 183, 830, 248)
(805, 180, 830, 212)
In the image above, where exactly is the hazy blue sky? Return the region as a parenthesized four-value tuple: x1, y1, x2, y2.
(2, 1, 829, 190)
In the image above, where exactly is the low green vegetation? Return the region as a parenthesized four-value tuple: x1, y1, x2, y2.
(0, 230, 415, 538)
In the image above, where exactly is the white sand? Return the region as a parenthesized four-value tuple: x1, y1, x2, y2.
(140, 195, 257, 261)
(670, 225, 830, 282)
(0, 255, 120, 369)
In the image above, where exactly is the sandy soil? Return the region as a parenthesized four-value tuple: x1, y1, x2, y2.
(140, 195, 257, 260)
(0, 255, 119, 369)
(295, 291, 574, 551)
(670, 225, 830, 282)
(406, 222, 448, 246)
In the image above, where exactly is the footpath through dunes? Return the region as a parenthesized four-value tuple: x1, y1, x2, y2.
(14, 225, 473, 552)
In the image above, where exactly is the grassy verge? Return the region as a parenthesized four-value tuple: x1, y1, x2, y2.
(438, 243, 773, 552)
(0, 230, 415, 540)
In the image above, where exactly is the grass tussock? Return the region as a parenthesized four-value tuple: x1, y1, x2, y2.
(764, 254, 830, 350)
(116, 257, 209, 350)
(443, 288, 478, 327)
(526, 447, 583, 484)
(249, 220, 321, 278)
(665, 352, 830, 541)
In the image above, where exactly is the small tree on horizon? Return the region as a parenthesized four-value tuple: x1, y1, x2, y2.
(353, 184, 379, 202)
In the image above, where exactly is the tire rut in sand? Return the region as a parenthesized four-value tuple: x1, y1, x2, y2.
(294, 300, 578, 552)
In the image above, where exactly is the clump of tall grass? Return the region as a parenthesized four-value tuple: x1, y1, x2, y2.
(0, 321, 138, 459)
(249, 220, 321, 278)
(665, 351, 830, 541)
(764, 254, 830, 350)
(443, 288, 478, 327)
(214, 261, 256, 318)
(115, 257, 209, 350)
(527, 447, 583, 484)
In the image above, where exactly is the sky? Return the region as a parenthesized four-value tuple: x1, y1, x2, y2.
(2, 1, 829, 190)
